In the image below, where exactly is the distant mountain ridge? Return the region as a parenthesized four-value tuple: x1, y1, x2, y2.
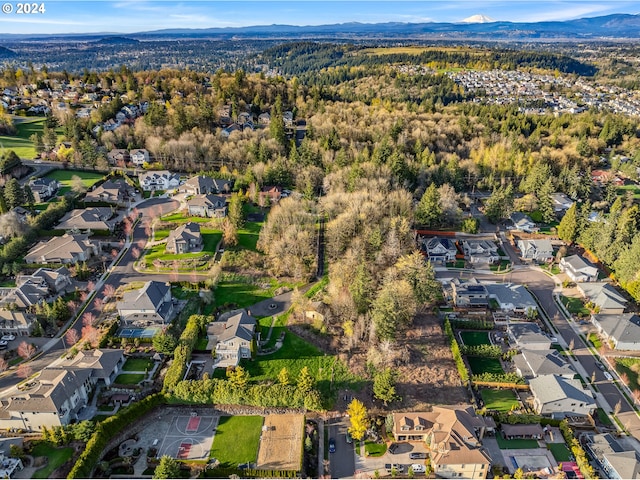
(0, 12, 639, 40)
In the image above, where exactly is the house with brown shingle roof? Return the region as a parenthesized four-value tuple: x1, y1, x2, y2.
(392, 406, 492, 479)
(165, 222, 202, 254)
(24, 234, 99, 265)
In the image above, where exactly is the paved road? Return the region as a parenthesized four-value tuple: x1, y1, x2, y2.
(437, 266, 640, 438)
(328, 418, 355, 479)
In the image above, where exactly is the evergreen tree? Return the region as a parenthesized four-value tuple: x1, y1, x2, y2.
(154, 456, 181, 479)
(4, 178, 24, 209)
(537, 179, 555, 224)
(373, 368, 399, 406)
(269, 95, 286, 146)
(557, 203, 578, 244)
(415, 184, 441, 227)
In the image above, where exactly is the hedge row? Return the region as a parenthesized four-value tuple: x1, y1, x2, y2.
(460, 344, 502, 358)
(67, 393, 166, 479)
(162, 314, 207, 392)
(472, 372, 526, 385)
(450, 318, 495, 330)
(444, 318, 469, 383)
(559, 419, 597, 479)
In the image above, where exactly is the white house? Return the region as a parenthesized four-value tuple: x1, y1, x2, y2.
(422, 237, 457, 264)
(138, 171, 181, 191)
(517, 239, 553, 263)
(130, 148, 150, 166)
(560, 255, 599, 283)
(591, 313, 640, 351)
(486, 283, 538, 314)
(510, 212, 538, 233)
(462, 240, 500, 264)
(207, 310, 256, 368)
(577, 282, 627, 315)
(550, 193, 574, 212)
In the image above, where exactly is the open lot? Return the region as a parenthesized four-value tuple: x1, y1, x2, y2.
(460, 331, 491, 346)
(468, 356, 504, 375)
(256, 413, 304, 472)
(481, 389, 519, 412)
(209, 415, 263, 467)
(44, 169, 104, 195)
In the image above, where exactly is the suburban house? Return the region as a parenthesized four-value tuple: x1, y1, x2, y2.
(585, 433, 640, 480)
(84, 180, 134, 205)
(28, 177, 58, 203)
(0, 267, 74, 309)
(117, 281, 174, 327)
(57, 207, 115, 232)
(510, 212, 538, 233)
(591, 313, 640, 351)
(24, 234, 99, 265)
(422, 237, 458, 264)
(186, 194, 227, 218)
(391, 406, 492, 479)
(517, 239, 553, 263)
(258, 112, 271, 125)
(207, 309, 257, 368)
(0, 310, 37, 337)
(180, 176, 234, 196)
(486, 283, 538, 314)
(550, 193, 574, 212)
(461, 240, 500, 264)
(501, 423, 544, 440)
(576, 282, 627, 315)
(513, 349, 575, 378)
(507, 323, 551, 350)
(529, 374, 596, 419)
(0, 349, 124, 431)
(165, 222, 203, 254)
(16, 267, 72, 295)
(260, 186, 282, 204)
(130, 148, 150, 166)
(107, 149, 130, 166)
(138, 171, 181, 191)
(560, 255, 599, 283)
(450, 278, 489, 307)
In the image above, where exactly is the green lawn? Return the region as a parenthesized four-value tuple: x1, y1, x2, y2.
(209, 416, 263, 467)
(495, 432, 539, 449)
(480, 389, 519, 412)
(460, 331, 491, 347)
(236, 221, 262, 251)
(490, 260, 512, 271)
(617, 184, 640, 199)
(31, 442, 74, 479)
(596, 407, 614, 426)
(114, 373, 145, 384)
(560, 295, 591, 316)
(143, 230, 221, 267)
(588, 333, 602, 349)
(242, 328, 364, 405)
(363, 440, 386, 457)
(0, 117, 47, 158)
(214, 276, 298, 309)
(467, 356, 504, 375)
(122, 358, 154, 372)
(160, 212, 212, 224)
(615, 357, 640, 391)
(44, 169, 104, 191)
(548, 442, 572, 462)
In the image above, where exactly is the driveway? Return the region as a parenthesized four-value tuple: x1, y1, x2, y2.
(328, 418, 355, 479)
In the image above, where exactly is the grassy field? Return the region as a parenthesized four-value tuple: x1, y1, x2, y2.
(495, 432, 539, 450)
(0, 117, 46, 158)
(242, 328, 364, 404)
(355, 440, 385, 457)
(122, 358, 154, 372)
(548, 442, 572, 462)
(160, 212, 212, 223)
(31, 442, 74, 479)
(460, 331, 491, 347)
(480, 389, 519, 412)
(560, 295, 590, 316)
(467, 356, 504, 375)
(213, 276, 298, 309)
(209, 416, 263, 467)
(614, 357, 640, 391)
(237, 221, 262, 251)
(142, 230, 221, 271)
(588, 332, 602, 349)
(44, 169, 104, 195)
(617, 184, 640, 199)
(114, 373, 145, 384)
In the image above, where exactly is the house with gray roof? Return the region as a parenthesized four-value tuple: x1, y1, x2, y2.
(28, 177, 58, 203)
(591, 313, 640, 351)
(187, 194, 227, 218)
(16, 267, 72, 295)
(0, 310, 36, 337)
(516, 238, 553, 262)
(577, 282, 627, 315)
(138, 170, 181, 192)
(117, 281, 174, 327)
(585, 433, 640, 480)
(450, 278, 489, 307)
(486, 283, 538, 314)
(461, 239, 500, 264)
(24, 233, 99, 265)
(510, 212, 538, 233)
(560, 255, 599, 283)
(551, 193, 574, 212)
(84, 180, 133, 205)
(513, 349, 574, 378)
(207, 309, 256, 368)
(422, 237, 457, 264)
(529, 374, 596, 419)
(165, 222, 202, 254)
(0, 349, 124, 431)
(57, 207, 115, 232)
(180, 175, 234, 196)
(507, 323, 551, 350)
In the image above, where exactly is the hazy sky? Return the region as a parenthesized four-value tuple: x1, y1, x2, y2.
(0, 0, 639, 34)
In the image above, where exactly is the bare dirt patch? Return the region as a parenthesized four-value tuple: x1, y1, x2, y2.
(256, 414, 304, 472)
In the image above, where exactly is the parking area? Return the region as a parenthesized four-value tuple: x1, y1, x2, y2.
(354, 442, 430, 477)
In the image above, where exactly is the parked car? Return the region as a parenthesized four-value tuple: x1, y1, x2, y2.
(409, 452, 427, 460)
(329, 438, 336, 453)
(345, 432, 353, 444)
(0, 340, 8, 349)
(596, 362, 605, 371)
(604, 372, 613, 381)
(385, 464, 404, 474)
(388, 443, 399, 454)
(1, 334, 15, 341)
(411, 464, 426, 474)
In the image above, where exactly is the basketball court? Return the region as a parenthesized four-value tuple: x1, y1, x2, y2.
(157, 414, 219, 461)
(117, 327, 160, 338)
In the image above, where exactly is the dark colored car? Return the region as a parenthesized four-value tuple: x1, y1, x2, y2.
(329, 438, 336, 453)
(388, 443, 399, 454)
(409, 452, 428, 460)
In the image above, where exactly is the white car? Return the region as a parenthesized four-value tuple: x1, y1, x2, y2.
(1, 334, 15, 341)
(411, 464, 426, 474)
(603, 372, 613, 381)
